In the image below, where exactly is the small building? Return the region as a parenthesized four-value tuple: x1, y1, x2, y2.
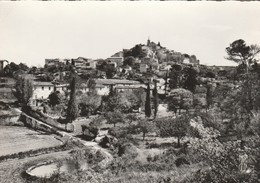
(0, 77, 16, 88)
(32, 82, 55, 101)
(87, 79, 141, 96)
(55, 83, 69, 95)
(107, 60, 117, 68)
(106, 57, 124, 67)
(115, 84, 145, 93)
(45, 59, 60, 67)
(107, 57, 123, 64)
(85, 60, 96, 69)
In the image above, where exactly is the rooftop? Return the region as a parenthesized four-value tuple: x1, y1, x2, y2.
(33, 82, 54, 86)
(94, 79, 140, 85)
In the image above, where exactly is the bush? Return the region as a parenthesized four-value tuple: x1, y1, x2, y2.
(175, 157, 190, 167)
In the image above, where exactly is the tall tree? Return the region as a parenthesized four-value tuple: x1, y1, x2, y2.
(153, 80, 158, 119)
(169, 64, 183, 89)
(66, 74, 78, 123)
(105, 110, 124, 127)
(155, 115, 190, 147)
(105, 64, 117, 79)
(167, 88, 193, 115)
(225, 39, 260, 72)
(183, 66, 198, 93)
(123, 56, 135, 67)
(226, 40, 260, 129)
(13, 75, 33, 106)
(145, 82, 151, 118)
(137, 119, 156, 141)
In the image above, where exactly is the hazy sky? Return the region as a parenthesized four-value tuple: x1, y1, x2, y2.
(0, 2, 260, 67)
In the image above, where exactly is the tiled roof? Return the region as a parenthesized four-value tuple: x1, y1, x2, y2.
(115, 84, 145, 89)
(94, 79, 140, 85)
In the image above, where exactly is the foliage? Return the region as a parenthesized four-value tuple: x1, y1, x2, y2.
(123, 56, 135, 66)
(155, 115, 190, 147)
(188, 118, 258, 183)
(169, 64, 183, 89)
(105, 64, 117, 79)
(104, 90, 140, 113)
(125, 113, 138, 125)
(66, 73, 78, 123)
(167, 88, 193, 114)
(137, 119, 157, 140)
(13, 75, 33, 106)
(206, 83, 214, 109)
(105, 110, 124, 127)
(145, 82, 151, 118)
(125, 44, 146, 59)
(48, 91, 62, 107)
(78, 91, 102, 116)
(2, 62, 29, 77)
(193, 94, 207, 110)
(153, 81, 158, 118)
(183, 66, 198, 93)
(225, 39, 260, 71)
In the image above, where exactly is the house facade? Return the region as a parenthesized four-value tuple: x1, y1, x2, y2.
(32, 82, 55, 101)
(87, 79, 142, 96)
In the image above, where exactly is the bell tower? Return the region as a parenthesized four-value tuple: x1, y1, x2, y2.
(147, 37, 151, 46)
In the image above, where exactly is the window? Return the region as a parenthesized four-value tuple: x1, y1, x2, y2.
(49, 87, 51, 90)
(42, 86, 44, 90)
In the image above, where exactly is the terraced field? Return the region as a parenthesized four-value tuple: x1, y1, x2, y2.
(0, 126, 62, 156)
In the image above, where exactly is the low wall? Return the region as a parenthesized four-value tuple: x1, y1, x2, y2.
(21, 113, 62, 136)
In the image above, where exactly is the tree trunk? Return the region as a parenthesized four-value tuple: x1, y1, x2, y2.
(143, 132, 146, 141)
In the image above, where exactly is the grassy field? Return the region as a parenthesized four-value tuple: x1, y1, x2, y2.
(0, 126, 62, 156)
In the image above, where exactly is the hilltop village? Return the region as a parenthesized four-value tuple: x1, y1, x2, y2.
(0, 39, 234, 108)
(0, 39, 260, 183)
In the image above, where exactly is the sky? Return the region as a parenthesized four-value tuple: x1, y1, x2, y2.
(0, 2, 260, 67)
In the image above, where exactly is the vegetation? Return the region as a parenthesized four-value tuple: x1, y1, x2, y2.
(153, 80, 158, 119)
(66, 73, 78, 123)
(145, 82, 151, 118)
(13, 75, 33, 107)
(48, 91, 62, 107)
(156, 115, 190, 147)
(2, 39, 260, 183)
(167, 88, 193, 114)
(105, 110, 124, 127)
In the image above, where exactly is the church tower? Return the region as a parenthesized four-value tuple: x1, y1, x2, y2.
(147, 37, 151, 46)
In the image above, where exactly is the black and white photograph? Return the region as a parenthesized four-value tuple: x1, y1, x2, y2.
(0, 1, 260, 182)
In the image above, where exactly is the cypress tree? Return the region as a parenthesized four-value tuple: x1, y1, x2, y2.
(66, 75, 78, 123)
(145, 82, 151, 118)
(153, 81, 158, 119)
(13, 75, 33, 107)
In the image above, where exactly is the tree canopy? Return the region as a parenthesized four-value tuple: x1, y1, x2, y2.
(167, 88, 193, 114)
(66, 74, 78, 123)
(13, 75, 33, 106)
(225, 39, 260, 71)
